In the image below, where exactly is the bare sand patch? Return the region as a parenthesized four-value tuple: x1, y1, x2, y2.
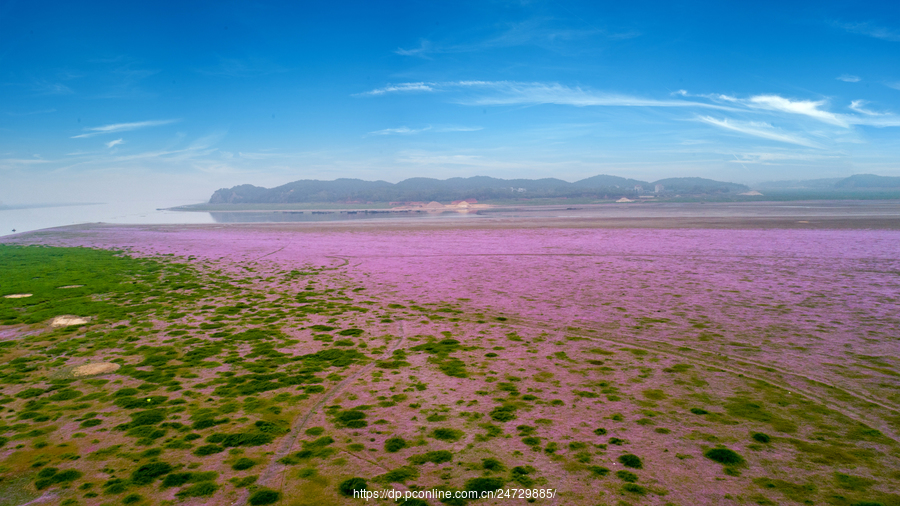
(3, 293, 32, 298)
(58, 285, 84, 289)
(51, 315, 91, 327)
(72, 362, 120, 377)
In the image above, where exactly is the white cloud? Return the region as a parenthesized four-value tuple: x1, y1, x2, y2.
(747, 95, 847, 127)
(729, 151, 840, 164)
(886, 82, 900, 91)
(106, 139, 124, 148)
(72, 119, 179, 138)
(849, 100, 881, 116)
(696, 116, 822, 148)
(6, 108, 56, 116)
(369, 126, 431, 136)
(359, 81, 733, 110)
(355, 82, 435, 96)
(837, 21, 900, 42)
(459, 81, 704, 107)
(395, 40, 433, 57)
(837, 74, 861, 82)
(367, 125, 482, 136)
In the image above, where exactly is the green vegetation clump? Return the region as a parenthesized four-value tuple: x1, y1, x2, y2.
(752, 432, 771, 443)
(194, 444, 225, 456)
(175, 481, 218, 498)
(122, 494, 143, 504)
(616, 470, 638, 482)
(588, 466, 610, 477)
(161, 472, 217, 488)
(431, 428, 464, 442)
(338, 478, 368, 497)
(622, 483, 647, 495)
(279, 436, 336, 463)
(489, 404, 517, 422)
(335, 410, 368, 428)
(511, 466, 536, 486)
(34, 468, 83, 490)
(385, 437, 407, 452)
(232, 458, 256, 471)
(705, 448, 744, 465)
(408, 451, 453, 465)
(481, 458, 504, 471)
(130, 462, 173, 485)
(618, 454, 642, 469)
(249, 489, 281, 505)
(376, 466, 419, 484)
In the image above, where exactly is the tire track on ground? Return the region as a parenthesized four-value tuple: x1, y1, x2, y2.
(509, 315, 900, 445)
(234, 321, 407, 504)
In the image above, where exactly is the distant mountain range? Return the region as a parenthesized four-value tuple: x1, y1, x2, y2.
(209, 175, 749, 204)
(208, 173, 900, 204)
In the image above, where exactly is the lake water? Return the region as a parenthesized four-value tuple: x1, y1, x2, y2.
(0, 202, 482, 237)
(3, 200, 899, 238)
(0, 201, 214, 238)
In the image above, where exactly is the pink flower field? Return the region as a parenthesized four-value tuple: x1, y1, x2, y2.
(1, 224, 899, 506)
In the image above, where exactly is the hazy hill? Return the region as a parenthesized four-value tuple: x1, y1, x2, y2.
(834, 174, 900, 188)
(755, 178, 844, 189)
(652, 177, 749, 193)
(571, 174, 649, 188)
(207, 175, 749, 204)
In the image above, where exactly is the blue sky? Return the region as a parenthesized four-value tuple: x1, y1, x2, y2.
(2, 0, 900, 204)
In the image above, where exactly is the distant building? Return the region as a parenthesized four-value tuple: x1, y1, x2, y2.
(655, 184, 664, 193)
(633, 185, 643, 193)
(510, 187, 526, 193)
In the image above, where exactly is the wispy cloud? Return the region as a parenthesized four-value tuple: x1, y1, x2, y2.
(746, 95, 847, 127)
(886, 81, 900, 91)
(359, 80, 900, 148)
(33, 82, 73, 95)
(676, 90, 900, 128)
(367, 125, 482, 136)
(696, 116, 822, 148)
(356, 82, 435, 96)
(837, 74, 861, 82)
(106, 139, 124, 148)
(0, 157, 54, 170)
(369, 126, 431, 136)
(394, 18, 638, 58)
(395, 40, 433, 58)
(359, 80, 731, 109)
(6, 108, 56, 116)
(456, 81, 728, 108)
(837, 21, 900, 42)
(72, 119, 179, 138)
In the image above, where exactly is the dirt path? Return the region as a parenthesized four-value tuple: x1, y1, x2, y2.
(516, 316, 900, 445)
(235, 321, 408, 504)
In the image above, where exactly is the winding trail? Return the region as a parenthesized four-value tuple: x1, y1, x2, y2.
(512, 315, 900, 445)
(235, 321, 407, 504)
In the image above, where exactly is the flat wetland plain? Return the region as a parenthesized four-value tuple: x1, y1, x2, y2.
(1, 200, 899, 506)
